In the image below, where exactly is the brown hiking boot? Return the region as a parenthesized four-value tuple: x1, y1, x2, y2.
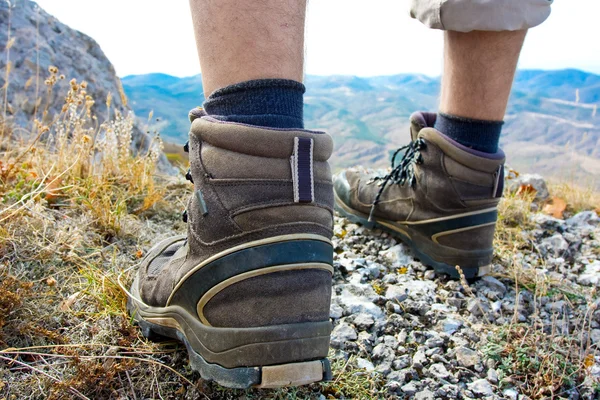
(127, 109, 335, 388)
(334, 112, 505, 279)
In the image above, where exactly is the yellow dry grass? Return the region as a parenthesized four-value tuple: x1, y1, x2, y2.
(548, 181, 600, 214)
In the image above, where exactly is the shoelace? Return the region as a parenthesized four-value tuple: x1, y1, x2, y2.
(182, 141, 191, 223)
(368, 137, 427, 222)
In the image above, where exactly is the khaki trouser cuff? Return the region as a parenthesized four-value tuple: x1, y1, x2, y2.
(410, 0, 553, 32)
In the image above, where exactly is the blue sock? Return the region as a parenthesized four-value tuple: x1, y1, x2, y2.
(203, 79, 305, 129)
(434, 112, 503, 153)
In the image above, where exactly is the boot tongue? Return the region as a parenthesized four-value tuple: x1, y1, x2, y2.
(409, 112, 437, 141)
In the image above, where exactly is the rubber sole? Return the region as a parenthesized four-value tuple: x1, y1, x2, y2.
(128, 303, 332, 389)
(334, 192, 491, 279)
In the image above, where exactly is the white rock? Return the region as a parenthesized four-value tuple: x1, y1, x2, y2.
(533, 213, 566, 231)
(481, 276, 507, 296)
(429, 363, 450, 379)
(401, 381, 419, 396)
(541, 233, 569, 256)
(338, 257, 357, 272)
(578, 261, 600, 286)
(337, 284, 384, 319)
(356, 357, 375, 372)
(385, 285, 408, 302)
(425, 335, 444, 348)
(468, 378, 495, 396)
(589, 362, 600, 379)
(508, 173, 549, 200)
(330, 322, 357, 347)
(415, 389, 435, 400)
(466, 298, 489, 317)
(431, 303, 453, 313)
(503, 388, 519, 400)
(455, 346, 481, 367)
(383, 335, 398, 349)
(567, 211, 600, 227)
(413, 349, 428, 366)
(353, 313, 375, 330)
(392, 355, 412, 370)
(381, 244, 413, 266)
(375, 361, 392, 376)
(443, 318, 463, 334)
(330, 303, 343, 319)
(386, 279, 436, 301)
(491, 300, 503, 314)
(372, 343, 393, 361)
(487, 368, 499, 384)
(365, 265, 381, 279)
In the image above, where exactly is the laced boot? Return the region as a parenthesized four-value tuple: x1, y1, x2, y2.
(127, 109, 335, 388)
(334, 112, 505, 279)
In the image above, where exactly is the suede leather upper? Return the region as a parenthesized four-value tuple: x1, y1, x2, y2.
(138, 116, 335, 308)
(334, 112, 505, 253)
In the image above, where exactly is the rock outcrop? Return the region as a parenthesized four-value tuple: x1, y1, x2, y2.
(0, 0, 174, 173)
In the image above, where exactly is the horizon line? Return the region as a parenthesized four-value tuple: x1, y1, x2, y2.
(120, 67, 600, 81)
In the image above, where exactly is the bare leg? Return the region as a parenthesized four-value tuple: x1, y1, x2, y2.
(440, 30, 527, 121)
(189, 0, 307, 98)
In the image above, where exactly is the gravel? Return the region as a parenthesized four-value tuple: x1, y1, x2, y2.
(329, 204, 600, 398)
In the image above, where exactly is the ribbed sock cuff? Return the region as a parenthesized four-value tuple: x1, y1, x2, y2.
(434, 112, 503, 153)
(203, 79, 305, 129)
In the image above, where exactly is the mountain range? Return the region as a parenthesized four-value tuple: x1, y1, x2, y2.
(122, 70, 600, 186)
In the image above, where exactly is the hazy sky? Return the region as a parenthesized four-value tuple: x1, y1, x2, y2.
(35, 0, 600, 78)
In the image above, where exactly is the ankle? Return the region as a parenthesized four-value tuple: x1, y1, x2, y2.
(203, 79, 305, 129)
(434, 112, 502, 153)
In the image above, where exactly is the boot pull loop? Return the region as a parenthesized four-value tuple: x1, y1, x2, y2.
(493, 165, 504, 198)
(290, 137, 315, 203)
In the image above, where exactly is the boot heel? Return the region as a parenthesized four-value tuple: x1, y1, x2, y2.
(128, 236, 334, 388)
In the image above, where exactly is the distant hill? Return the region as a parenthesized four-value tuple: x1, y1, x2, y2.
(122, 70, 600, 186)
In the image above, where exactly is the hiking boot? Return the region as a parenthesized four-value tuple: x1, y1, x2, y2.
(334, 112, 505, 279)
(127, 109, 335, 388)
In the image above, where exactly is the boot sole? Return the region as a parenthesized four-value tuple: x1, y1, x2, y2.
(334, 192, 492, 279)
(125, 236, 334, 389)
(127, 285, 332, 389)
(128, 301, 332, 388)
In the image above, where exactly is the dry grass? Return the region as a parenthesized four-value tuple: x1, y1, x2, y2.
(548, 181, 600, 214)
(0, 66, 196, 398)
(494, 188, 538, 282)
